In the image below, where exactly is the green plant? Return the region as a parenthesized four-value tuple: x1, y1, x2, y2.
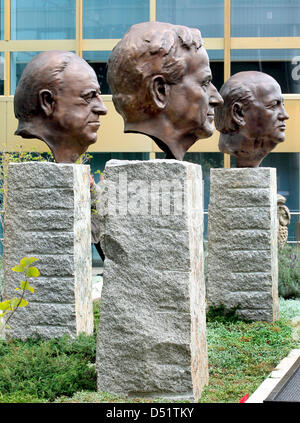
(206, 304, 247, 324)
(0, 257, 38, 329)
(0, 334, 97, 402)
(278, 244, 300, 299)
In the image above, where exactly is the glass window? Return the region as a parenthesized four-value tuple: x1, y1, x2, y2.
(156, 0, 224, 38)
(83, 0, 149, 39)
(0, 53, 4, 94)
(83, 51, 111, 94)
(231, 49, 300, 94)
(11, 0, 76, 40)
(231, 0, 300, 37)
(208, 50, 224, 91)
(10, 51, 41, 94)
(0, 0, 4, 40)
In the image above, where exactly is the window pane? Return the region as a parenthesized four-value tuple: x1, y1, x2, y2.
(231, 0, 300, 37)
(10, 51, 41, 94)
(83, 0, 149, 39)
(231, 49, 300, 94)
(0, 53, 4, 94)
(83, 51, 111, 94)
(11, 0, 76, 40)
(0, 0, 4, 40)
(156, 0, 224, 37)
(208, 50, 224, 91)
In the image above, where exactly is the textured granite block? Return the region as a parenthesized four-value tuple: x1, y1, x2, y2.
(207, 167, 279, 322)
(3, 162, 93, 339)
(96, 159, 208, 402)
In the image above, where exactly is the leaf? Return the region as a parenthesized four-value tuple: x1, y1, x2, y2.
(9, 298, 20, 308)
(20, 257, 38, 267)
(19, 280, 29, 290)
(25, 267, 40, 278)
(0, 300, 13, 311)
(11, 264, 25, 273)
(19, 281, 34, 294)
(17, 299, 29, 308)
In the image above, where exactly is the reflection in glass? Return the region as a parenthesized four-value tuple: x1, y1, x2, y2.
(83, 51, 111, 94)
(207, 50, 224, 91)
(156, 0, 224, 37)
(11, 0, 75, 40)
(10, 51, 41, 94)
(0, 0, 3, 40)
(83, 0, 149, 39)
(0, 53, 4, 94)
(231, 49, 300, 93)
(231, 0, 300, 37)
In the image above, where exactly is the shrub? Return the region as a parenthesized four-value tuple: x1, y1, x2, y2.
(278, 244, 300, 299)
(0, 334, 97, 402)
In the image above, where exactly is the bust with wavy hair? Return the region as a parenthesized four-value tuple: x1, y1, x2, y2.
(107, 21, 223, 160)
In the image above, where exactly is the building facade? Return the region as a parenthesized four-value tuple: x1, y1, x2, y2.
(1, 0, 300, 260)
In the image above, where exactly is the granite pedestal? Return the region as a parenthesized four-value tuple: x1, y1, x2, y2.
(3, 162, 93, 339)
(96, 159, 208, 402)
(207, 167, 279, 322)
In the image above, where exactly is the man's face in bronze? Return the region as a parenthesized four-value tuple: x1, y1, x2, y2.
(52, 60, 107, 147)
(165, 47, 223, 140)
(241, 80, 289, 143)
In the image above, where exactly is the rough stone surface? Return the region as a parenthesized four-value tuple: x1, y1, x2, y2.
(3, 162, 93, 339)
(207, 167, 279, 322)
(96, 159, 208, 402)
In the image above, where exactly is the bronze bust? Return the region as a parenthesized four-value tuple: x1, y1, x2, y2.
(14, 50, 108, 163)
(215, 71, 289, 167)
(107, 21, 223, 160)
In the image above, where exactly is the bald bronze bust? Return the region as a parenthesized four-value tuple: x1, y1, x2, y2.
(14, 50, 108, 163)
(215, 71, 289, 167)
(107, 21, 223, 160)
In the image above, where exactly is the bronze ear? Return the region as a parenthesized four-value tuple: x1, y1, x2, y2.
(150, 75, 169, 109)
(39, 89, 55, 117)
(231, 101, 245, 127)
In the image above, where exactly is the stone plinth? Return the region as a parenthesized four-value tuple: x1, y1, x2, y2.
(3, 162, 93, 339)
(207, 167, 279, 322)
(96, 159, 208, 402)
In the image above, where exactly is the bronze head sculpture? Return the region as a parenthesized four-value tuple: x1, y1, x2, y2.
(215, 71, 289, 167)
(107, 21, 223, 160)
(14, 50, 108, 163)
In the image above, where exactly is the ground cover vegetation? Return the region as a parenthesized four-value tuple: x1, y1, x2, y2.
(0, 244, 299, 403)
(0, 293, 298, 403)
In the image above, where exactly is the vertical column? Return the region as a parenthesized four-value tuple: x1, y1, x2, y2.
(3, 162, 93, 339)
(96, 159, 208, 402)
(207, 167, 279, 322)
